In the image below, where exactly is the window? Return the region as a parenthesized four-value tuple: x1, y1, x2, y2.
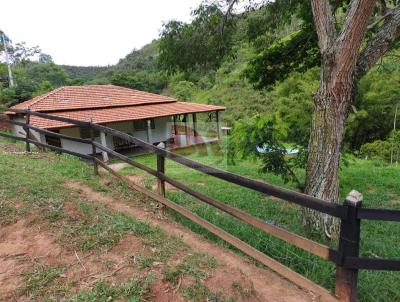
(45, 130, 62, 148)
(80, 126, 100, 139)
(133, 119, 155, 131)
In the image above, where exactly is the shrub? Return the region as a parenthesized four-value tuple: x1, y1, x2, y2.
(360, 140, 392, 161)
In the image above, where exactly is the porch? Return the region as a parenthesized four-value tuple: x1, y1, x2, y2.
(98, 110, 223, 161)
(168, 134, 219, 149)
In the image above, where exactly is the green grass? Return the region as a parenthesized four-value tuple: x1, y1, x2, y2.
(0, 144, 190, 300)
(20, 265, 73, 300)
(66, 274, 155, 302)
(1, 139, 399, 301)
(0, 146, 187, 257)
(163, 252, 217, 285)
(120, 147, 400, 302)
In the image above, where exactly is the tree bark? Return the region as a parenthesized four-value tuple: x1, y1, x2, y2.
(305, 0, 377, 238)
(304, 79, 353, 238)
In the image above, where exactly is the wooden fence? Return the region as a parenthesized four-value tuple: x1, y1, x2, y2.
(2, 108, 400, 302)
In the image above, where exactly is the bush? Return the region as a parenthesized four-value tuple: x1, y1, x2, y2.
(360, 140, 392, 161)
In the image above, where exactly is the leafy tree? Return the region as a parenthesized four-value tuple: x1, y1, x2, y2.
(32, 80, 54, 97)
(26, 62, 68, 87)
(231, 114, 305, 187)
(158, 3, 236, 74)
(110, 71, 167, 93)
(38, 53, 53, 63)
(245, 23, 319, 88)
(231, 0, 400, 237)
(345, 58, 400, 150)
(360, 130, 400, 162)
(360, 139, 393, 161)
(169, 80, 198, 101)
(4, 42, 41, 65)
(115, 41, 159, 73)
(0, 30, 67, 105)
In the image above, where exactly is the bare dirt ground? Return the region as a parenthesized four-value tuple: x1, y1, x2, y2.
(64, 180, 314, 302)
(0, 217, 181, 302)
(0, 149, 315, 301)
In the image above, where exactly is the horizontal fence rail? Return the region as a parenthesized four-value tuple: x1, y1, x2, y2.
(91, 122, 349, 219)
(344, 257, 400, 271)
(10, 119, 92, 145)
(92, 141, 339, 262)
(357, 208, 400, 222)
(2, 108, 400, 302)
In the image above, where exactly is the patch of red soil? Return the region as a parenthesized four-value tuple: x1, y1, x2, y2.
(0, 218, 62, 300)
(65, 181, 314, 302)
(0, 141, 22, 153)
(0, 208, 174, 301)
(206, 267, 261, 301)
(149, 276, 186, 302)
(63, 202, 83, 219)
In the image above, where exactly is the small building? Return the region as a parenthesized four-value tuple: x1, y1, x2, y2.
(6, 85, 225, 157)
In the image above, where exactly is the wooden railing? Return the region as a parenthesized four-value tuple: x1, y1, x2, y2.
(2, 108, 400, 302)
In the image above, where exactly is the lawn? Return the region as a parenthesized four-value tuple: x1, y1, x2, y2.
(0, 140, 251, 302)
(119, 143, 400, 302)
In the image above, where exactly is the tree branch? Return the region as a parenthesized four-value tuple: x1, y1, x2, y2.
(336, 0, 377, 72)
(311, 0, 337, 52)
(357, 6, 400, 79)
(220, 0, 239, 39)
(367, 11, 391, 30)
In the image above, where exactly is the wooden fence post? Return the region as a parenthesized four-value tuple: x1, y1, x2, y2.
(24, 109, 31, 152)
(156, 152, 166, 212)
(90, 119, 98, 175)
(335, 190, 363, 302)
(216, 110, 221, 140)
(157, 153, 165, 198)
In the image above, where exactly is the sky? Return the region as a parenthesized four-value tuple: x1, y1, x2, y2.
(1, 0, 204, 66)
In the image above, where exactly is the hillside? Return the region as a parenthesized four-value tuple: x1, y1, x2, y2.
(60, 65, 110, 82)
(1, 1, 399, 151)
(0, 139, 313, 301)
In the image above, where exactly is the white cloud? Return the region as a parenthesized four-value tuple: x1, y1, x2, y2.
(1, 0, 203, 66)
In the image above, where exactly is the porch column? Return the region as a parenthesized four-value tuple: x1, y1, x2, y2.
(173, 115, 179, 135)
(216, 110, 222, 139)
(192, 113, 198, 137)
(184, 114, 190, 145)
(146, 119, 153, 143)
(100, 131, 109, 162)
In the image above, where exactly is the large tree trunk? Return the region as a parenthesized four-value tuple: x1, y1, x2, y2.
(303, 79, 353, 238)
(305, 0, 378, 238)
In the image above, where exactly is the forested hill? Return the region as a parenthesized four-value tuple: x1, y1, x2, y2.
(60, 65, 110, 82)
(1, 1, 399, 154)
(59, 40, 160, 84)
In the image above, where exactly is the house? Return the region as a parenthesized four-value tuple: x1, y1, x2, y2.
(6, 85, 225, 158)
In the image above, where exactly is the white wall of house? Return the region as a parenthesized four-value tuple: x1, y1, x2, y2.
(11, 117, 43, 145)
(60, 127, 96, 155)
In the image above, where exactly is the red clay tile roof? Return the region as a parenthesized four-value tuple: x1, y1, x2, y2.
(10, 85, 177, 112)
(30, 102, 225, 129)
(8, 85, 225, 129)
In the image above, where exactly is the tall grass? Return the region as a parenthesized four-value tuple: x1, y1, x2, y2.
(121, 148, 400, 302)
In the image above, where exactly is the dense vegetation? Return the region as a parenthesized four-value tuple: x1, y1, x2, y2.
(1, 1, 399, 162)
(1, 2, 400, 299)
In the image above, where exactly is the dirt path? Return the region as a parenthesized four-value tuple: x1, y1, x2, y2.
(0, 217, 182, 302)
(65, 181, 315, 302)
(106, 162, 131, 171)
